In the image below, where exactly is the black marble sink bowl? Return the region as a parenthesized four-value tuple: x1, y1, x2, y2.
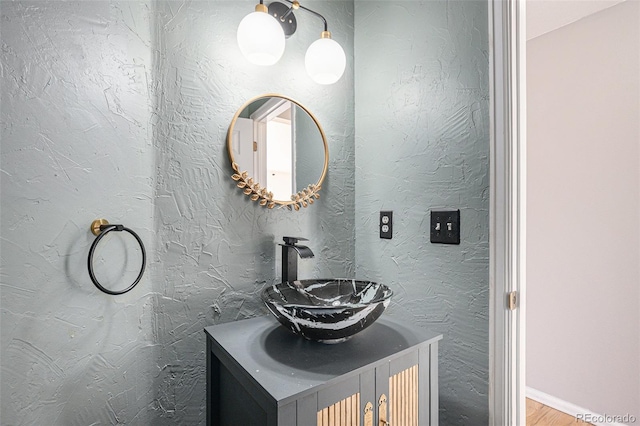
(261, 279, 393, 343)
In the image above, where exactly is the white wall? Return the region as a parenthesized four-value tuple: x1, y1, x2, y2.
(527, 0, 640, 419)
(526, 0, 625, 40)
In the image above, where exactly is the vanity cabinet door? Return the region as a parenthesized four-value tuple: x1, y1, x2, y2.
(296, 374, 366, 426)
(300, 342, 438, 426)
(315, 391, 361, 426)
(387, 357, 420, 426)
(376, 343, 438, 426)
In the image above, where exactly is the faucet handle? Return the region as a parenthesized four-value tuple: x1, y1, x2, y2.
(282, 236, 308, 245)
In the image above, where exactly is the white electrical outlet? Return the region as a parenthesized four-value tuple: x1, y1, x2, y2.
(380, 211, 393, 239)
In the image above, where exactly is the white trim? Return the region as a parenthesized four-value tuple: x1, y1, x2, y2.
(250, 97, 290, 122)
(526, 387, 634, 426)
(488, 1, 527, 425)
(251, 99, 293, 188)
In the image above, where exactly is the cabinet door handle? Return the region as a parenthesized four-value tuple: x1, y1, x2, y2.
(364, 402, 374, 426)
(378, 394, 388, 426)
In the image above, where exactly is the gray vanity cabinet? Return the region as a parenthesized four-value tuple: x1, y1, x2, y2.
(204, 316, 442, 426)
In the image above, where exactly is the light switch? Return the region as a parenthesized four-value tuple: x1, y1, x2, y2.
(430, 209, 460, 244)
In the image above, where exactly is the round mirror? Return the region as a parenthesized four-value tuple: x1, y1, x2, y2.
(227, 94, 328, 210)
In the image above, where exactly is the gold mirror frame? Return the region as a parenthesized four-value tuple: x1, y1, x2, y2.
(227, 94, 329, 210)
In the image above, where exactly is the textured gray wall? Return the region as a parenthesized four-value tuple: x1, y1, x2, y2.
(1, 0, 354, 424)
(151, 1, 355, 423)
(354, 1, 490, 424)
(1, 0, 489, 424)
(1, 1, 158, 424)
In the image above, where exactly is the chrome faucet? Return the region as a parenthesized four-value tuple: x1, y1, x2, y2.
(279, 236, 314, 283)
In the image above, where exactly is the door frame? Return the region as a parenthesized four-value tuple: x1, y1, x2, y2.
(488, 1, 526, 425)
(251, 98, 294, 195)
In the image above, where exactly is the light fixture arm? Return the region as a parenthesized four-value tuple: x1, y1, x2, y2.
(268, 1, 330, 37)
(278, 0, 298, 24)
(280, 0, 328, 32)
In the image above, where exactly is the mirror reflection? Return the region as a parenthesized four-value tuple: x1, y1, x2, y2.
(228, 95, 328, 208)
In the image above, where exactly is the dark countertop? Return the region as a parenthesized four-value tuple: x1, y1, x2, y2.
(205, 315, 442, 406)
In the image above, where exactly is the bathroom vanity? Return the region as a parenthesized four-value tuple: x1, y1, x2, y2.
(204, 315, 442, 425)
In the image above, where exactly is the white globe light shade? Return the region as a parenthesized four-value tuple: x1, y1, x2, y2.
(305, 37, 346, 85)
(237, 11, 285, 66)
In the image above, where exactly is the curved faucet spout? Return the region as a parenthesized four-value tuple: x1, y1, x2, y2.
(290, 244, 314, 259)
(280, 237, 314, 283)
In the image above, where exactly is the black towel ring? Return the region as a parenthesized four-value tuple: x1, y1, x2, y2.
(88, 219, 146, 295)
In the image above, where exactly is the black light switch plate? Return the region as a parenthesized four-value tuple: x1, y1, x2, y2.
(430, 209, 460, 244)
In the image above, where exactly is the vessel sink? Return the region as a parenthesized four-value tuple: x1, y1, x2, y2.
(261, 279, 393, 343)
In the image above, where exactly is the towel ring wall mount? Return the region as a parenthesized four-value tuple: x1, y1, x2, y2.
(88, 219, 146, 295)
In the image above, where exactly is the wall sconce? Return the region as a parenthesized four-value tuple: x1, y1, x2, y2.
(237, 2, 286, 66)
(237, 0, 346, 85)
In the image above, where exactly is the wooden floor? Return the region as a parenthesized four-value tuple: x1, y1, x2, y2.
(526, 399, 593, 425)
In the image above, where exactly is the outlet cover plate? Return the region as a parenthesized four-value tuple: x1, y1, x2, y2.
(380, 211, 393, 239)
(430, 209, 460, 244)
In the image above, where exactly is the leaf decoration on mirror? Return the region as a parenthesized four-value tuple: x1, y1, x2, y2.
(290, 184, 321, 211)
(231, 162, 276, 209)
